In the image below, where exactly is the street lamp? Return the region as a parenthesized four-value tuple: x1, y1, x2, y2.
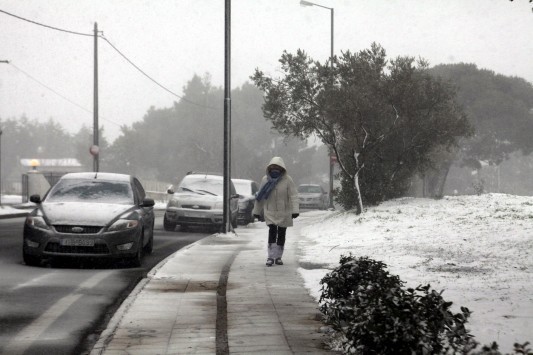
(0, 60, 9, 205)
(0, 129, 3, 206)
(300, 0, 335, 209)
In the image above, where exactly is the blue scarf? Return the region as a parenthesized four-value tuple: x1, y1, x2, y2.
(256, 170, 282, 201)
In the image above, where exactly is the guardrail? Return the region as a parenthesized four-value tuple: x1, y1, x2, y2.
(146, 191, 169, 204)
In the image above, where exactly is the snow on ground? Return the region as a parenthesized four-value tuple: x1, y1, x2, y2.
(296, 193, 533, 352)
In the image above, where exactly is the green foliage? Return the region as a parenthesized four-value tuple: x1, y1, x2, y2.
(253, 44, 472, 211)
(320, 254, 531, 354)
(320, 255, 477, 354)
(429, 64, 533, 166)
(104, 74, 328, 185)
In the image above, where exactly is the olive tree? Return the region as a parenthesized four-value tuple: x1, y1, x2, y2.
(252, 43, 471, 213)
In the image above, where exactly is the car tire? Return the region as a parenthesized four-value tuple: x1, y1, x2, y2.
(163, 214, 176, 231)
(143, 231, 154, 254)
(23, 251, 41, 267)
(246, 211, 254, 224)
(128, 234, 143, 267)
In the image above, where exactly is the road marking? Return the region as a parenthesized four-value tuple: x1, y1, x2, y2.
(10, 271, 58, 291)
(3, 271, 113, 355)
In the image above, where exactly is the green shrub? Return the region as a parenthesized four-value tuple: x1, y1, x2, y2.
(319, 255, 476, 354)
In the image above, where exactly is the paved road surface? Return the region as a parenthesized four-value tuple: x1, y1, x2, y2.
(0, 213, 210, 355)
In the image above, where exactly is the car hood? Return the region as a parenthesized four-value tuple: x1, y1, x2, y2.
(41, 202, 133, 225)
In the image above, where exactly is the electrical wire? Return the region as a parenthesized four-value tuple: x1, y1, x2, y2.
(8, 62, 122, 127)
(0, 9, 92, 37)
(0, 8, 219, 111)
(99, 35, 218, 110)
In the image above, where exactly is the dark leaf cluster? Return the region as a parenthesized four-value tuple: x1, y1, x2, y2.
(320, 254, 476, 354)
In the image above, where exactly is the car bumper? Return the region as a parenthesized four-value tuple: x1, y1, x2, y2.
(23, 225, 142, 259)
(299, 202, 324, 209)
(165, 207, 226, 226)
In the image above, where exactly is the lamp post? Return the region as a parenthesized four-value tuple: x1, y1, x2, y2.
(300, 0, 335, 209)
(0, 60, 7, 205)
(0, 129, 2, 206)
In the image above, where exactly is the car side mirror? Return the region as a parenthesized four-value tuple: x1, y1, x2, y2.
(29, 194, 42, 204)
(167, 188, 174, 194)
(141, 198, 155, 207)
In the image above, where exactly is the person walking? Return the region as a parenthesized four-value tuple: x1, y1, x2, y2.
(253, 157, 299, 267)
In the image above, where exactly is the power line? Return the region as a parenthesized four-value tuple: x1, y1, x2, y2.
(0, 9, 92, 37)
(0, 8, 219, 111)
(8, 62, 122, 127)
(100, 35, 218, 110)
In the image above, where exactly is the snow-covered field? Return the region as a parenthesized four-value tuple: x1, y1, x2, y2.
(297, 193, 532, 352)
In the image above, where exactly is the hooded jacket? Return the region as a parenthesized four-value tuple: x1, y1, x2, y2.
(253, 157, 299, 227)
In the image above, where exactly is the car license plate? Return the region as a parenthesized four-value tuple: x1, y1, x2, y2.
(184, 211, 200, 217)
(60, 238, 95, 247)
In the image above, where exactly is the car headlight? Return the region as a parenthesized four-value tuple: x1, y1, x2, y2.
(25, 215, 50, 230)
(108, 211, 140, 232)
(108, 219, 139, 232)
(167, 198, 180, 208)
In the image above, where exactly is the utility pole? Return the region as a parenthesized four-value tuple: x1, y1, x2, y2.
(223, 0, 232, 233)
(93, 22, 99, 172)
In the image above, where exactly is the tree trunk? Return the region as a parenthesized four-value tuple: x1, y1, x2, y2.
(353, 172, 363, 214)
(424, 160, 453, 198)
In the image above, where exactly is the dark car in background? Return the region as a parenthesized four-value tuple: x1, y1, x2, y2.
(22, 172, 155, 267)
(232, 178, 259, 225)
(163, 173, 239, 232)
(298, 184, 328, 210)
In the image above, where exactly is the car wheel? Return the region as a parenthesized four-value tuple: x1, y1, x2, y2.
(163, 213, 176, 231)
(246, 211, 254, 224)
(143, 231, 154, 254)
(23, 251, 41, 267)
(128, 234, 143, 267)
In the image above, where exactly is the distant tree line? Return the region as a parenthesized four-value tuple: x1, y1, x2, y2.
(2, 45, 532, 212)
(252, 43, 533, 213)
(0, 75, 329, 193)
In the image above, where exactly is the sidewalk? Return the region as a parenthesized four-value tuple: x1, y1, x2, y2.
(90, 218, 334, 354)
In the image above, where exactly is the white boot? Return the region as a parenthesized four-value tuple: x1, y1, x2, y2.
(275, 245, 284, 265)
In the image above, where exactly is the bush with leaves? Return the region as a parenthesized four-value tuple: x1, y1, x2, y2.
(319, 255, 477, 354)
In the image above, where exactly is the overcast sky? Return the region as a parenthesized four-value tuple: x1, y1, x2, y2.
(1, 0, 532, 142)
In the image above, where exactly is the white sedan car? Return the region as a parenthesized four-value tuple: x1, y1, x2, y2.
(298, 184, 328, 210)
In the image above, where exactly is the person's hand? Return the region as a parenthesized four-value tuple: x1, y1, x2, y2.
(292, 213, 299, 219)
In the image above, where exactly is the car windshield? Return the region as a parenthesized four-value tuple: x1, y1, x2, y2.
(233, 181, 252, 195)
(46, 179, 134, 204)
(179, 176, 223, 196)
(298, 185, 322, 193)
